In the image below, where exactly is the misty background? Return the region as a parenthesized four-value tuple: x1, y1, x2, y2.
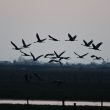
(0, 0, 110, 64)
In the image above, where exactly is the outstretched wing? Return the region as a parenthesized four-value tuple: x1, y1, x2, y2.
(100, 57, 104, 60)
(22, 39, 26, 46)
(41, 38, 47, 42)
(96, 42, 103, 48)
(36, 55, 43, 60)
(20, 50, 25, 54)
(83, 40, 88, 45)
(74, 52, 80, 57)
(64, 57, 70, 59)
(54, 51, 59, 57)
(20, 50, 30, 56)
(68, 33, 73, 40)
(73, 35, 77, 40)
(49, 60, 54, 63)
(49, 59, 61, 63)
(59, 51, 66, 57)
(48, 35, 53, 39)
(11, 41, 18, 48)
(27, 43, 31, 47)
(36, 33, 41, 41)
(91, 55, 96, 58)
(30, 52, 35, 60)
(82, 53, 89, 57)
(59, 57, 70, 60)
(88, 40, 93, 46)
(44, 53, 54, 58)
(92, 43, 96, 48)
(48, 35, 58, 41)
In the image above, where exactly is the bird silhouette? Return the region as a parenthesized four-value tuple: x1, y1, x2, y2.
(59, 57, 70, 61)
(54, 51, 66, 58)
(20, 50, 31, 56)
(74, 52, 89, 58)
(22, 39, 31, 48)
(30, 52, 43, 61)
(81, 40, 93, 47)
(90, 42, 103, 51)
(91, 55, 104, 61)
(44, 53, 55, 58)
(48, 59, 62, 65)
(11, 41, 23, 50)
(34, 33, 47, 43)
(48, 35, 59, 41)
(65, 33, 78, 41)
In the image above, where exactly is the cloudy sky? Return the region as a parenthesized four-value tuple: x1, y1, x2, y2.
(0, 0, 110, 63)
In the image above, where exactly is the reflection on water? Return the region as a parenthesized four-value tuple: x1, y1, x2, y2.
(0, 100, 110, 106)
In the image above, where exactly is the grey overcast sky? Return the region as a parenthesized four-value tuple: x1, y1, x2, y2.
(0, 0, 110, 64)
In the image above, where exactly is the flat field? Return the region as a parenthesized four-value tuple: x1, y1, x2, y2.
(0, 64, 110, 101)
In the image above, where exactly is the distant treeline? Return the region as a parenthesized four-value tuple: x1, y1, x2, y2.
(0, 60, 110, 68)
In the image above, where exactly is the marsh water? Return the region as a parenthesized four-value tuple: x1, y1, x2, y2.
(0, 100, 110, 106)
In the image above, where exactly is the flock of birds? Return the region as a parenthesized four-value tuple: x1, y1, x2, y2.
(11, 33, 104, 65)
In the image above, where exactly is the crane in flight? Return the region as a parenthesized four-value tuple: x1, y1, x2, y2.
(30, 52, 43, 61)
(48, 35, 60, 41)
(81, 40, 93, 47)
(22, 39, 31, 48)
(89, 42, 103, 51)
(34, 33, 47, 43)
(54, 51, 66, 58)
(59, 56, 70, 61)
(20, 50, 31, 56)
(44, 53, 55, 58)
(48, 59, 62, 65)
(91, 55, 104, 61)
(74, 52, 89, 58)
(65, 33, 78, 41)
(11, 41, 23, 50)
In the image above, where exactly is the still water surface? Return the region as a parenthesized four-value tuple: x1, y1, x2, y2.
(0, 100, 110, 106)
